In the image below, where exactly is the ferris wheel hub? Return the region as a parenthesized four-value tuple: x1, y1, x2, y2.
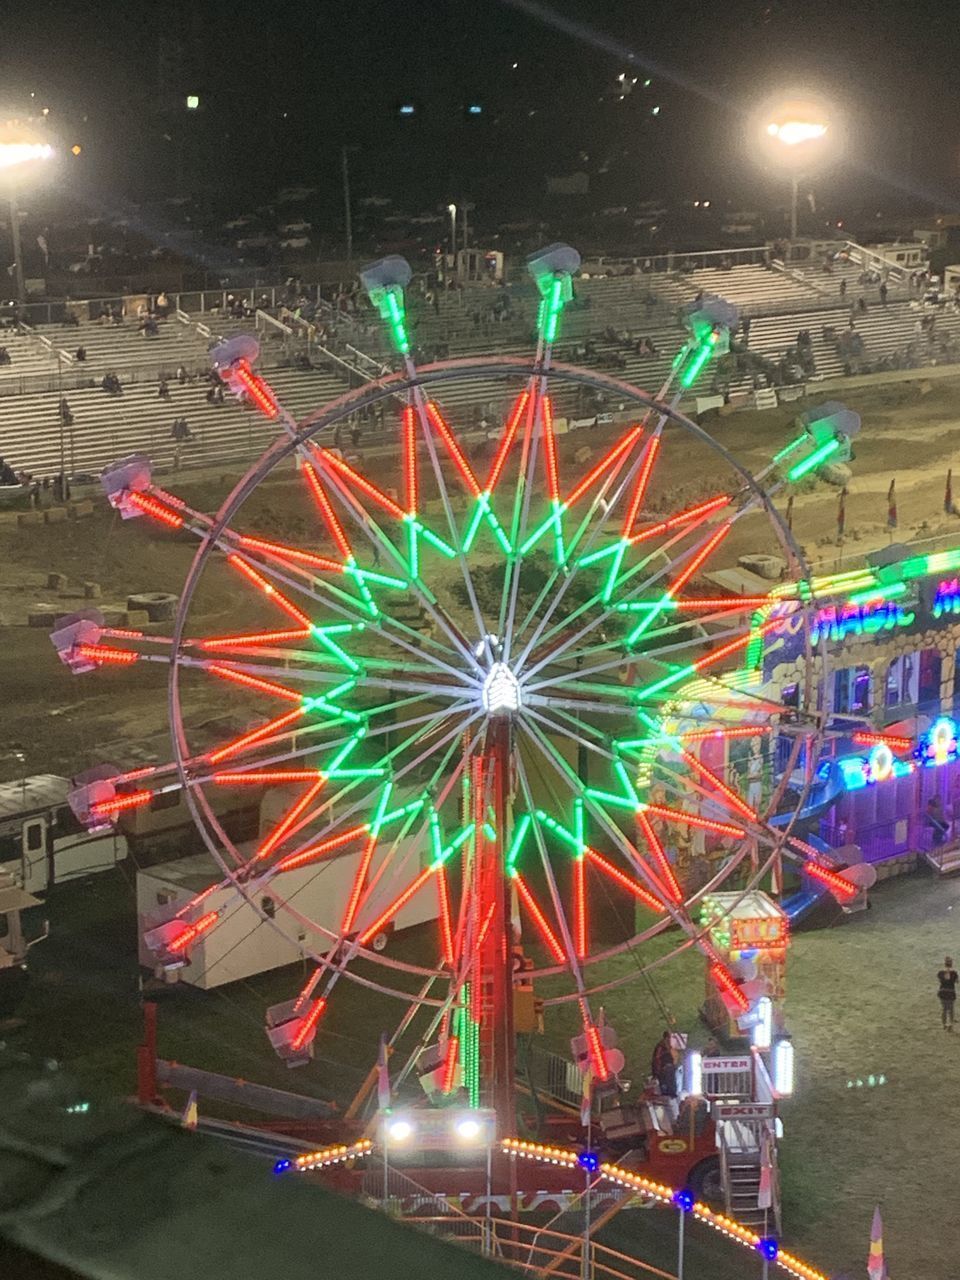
(481, 662, 521, 717)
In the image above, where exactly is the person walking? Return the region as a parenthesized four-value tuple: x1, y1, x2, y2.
(938, 957, 958, 1030)
(839, 278, 847, 299)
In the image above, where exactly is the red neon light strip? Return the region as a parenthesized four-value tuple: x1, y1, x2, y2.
(202, 628, 310, 649)
(255, 779, 328, 862)
(805, 861, 858, 901)
(585, 1021, 610, 1082)
(584, 848, 665, 913)
(118, 765, 159, 783)
(341, 831, 379, 935)
(679, 726, 772, 744)
(436, 865, 455, 967)
(637, 812, 684, 902)
(212, 770, 322, 784)
(642, 804, 744, 840)
(402, 405, 418, 516)
(565, 425, 643, 507)
(486, 391, 530, 493)
(169, 911, 219, 954)
(76, 643, 139, 666)
(680, 749, 757, 822)
(573, 856, 587, 960)
(541, 396, 561, 503)
(692, 618, 778, 674)
(149, 485, 187, 510)
(233, 360, 279, 419)
(226, 555, 312, 627)
(303, 463, 352, 558)
(708, 961, 750, 1013)
(852, 731, 913, 751)
(291, 997, 327, 1051)
(620, 436, 661, 537)
(102, 627, 145, 640)
(669, 522, 731, 596)
(237, 536, 343, 574)
(513, 873, 566, 963)
(127, 490, 185, 529)
(276, 823, 368, 874)
(208, 663, 302, 703)
(630, 494, 730, 545)
(476, 899, 497, 952)
(426, 403, 482, 497)
(207, 708, 304, 764)
(320, 449, 406, 518)
(358, 865, 435, 945)
(441, 1035, 460, 1093)
(91, 789, 154, 818)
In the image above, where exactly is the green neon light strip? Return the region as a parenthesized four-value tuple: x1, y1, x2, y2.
(534, 809, 582, 854)
(310, 625, 362, 673)
(633, 663, 693, 702)
(772, 432, 809, 465)
(577, 541, 621, 569)
(601, 539, 628, 604)
(368, 784, 394, 838)
(680, 330, 718, 389)
(583, 787, 637, 812)
(505, 812, 531, 872)
(462, 497, 487, 553)
(431, 823, 474, 868)
(848, 582, 907, 606)
(384, 289, 410, 356)
(787, 437, 841, 481)
(379, 798, 426, 827)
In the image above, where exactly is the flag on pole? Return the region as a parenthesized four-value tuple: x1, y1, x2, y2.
(181, 1089, 198, 1130)
(377, 1033, 391, 1112)
(887, 479, 898, 530)
(785, 493, 794, 533)
(867, 1204, 886, 1280)
(580, 1069, 593, 1128)
(837, 486, 847, 541)
(946, 468, 954, 516)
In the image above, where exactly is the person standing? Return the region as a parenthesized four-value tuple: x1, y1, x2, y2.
(651, 1030, 677, 1097)
(938, 957, 958, 1030)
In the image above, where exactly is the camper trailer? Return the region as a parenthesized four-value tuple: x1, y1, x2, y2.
(0, 774, 127, 897)
(0, 869, 45, 1015)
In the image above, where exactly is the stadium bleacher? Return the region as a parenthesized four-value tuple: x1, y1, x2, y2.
(1, 238, 957, 486)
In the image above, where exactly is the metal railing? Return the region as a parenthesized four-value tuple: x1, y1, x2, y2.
(700, 1055, 754, 1101)
(406, 1215, 676, 1280)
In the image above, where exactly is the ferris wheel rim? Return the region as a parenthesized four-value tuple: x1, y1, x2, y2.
(162, 354, 827, 1014)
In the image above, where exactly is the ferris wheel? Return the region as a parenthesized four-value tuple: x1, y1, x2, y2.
(53, 245, 849, 1120)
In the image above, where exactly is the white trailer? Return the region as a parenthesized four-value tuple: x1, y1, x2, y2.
(137, 834, 440, 990)
(0, 775, 127, 897)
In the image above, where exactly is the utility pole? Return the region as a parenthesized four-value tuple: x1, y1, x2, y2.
(342, 147, 354, 273)
(8, 190, 25, 305)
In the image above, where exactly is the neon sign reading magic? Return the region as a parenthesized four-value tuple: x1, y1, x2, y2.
(810, 599, 914, 645)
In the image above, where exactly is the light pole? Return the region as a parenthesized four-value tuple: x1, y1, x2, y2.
(0, 133, 54, 306)
(755, 99, 833, 242)
(447, 203, 457, 266)
(342, 146, 355, 273)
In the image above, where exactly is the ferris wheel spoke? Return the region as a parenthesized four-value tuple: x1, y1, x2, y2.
(510, 425, 657, 664)
(252, 704, 483, 881)
(517, 715, 695, 936)
(305, 448, 478, 669)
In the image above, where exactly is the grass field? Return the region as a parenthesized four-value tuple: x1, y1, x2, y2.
(13, 860, 957, 1280)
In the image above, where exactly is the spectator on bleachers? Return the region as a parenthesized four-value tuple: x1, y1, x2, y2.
(158, 377, 171, 401)
(155, 291, 170, 319)
(177, 364, 188, 385)
(857, 296, 868, 313)
(839, 279, 847, 299)
(0, 457, 18, 485)
(879, 281, 888, 307)
(75, 345, 86, 362)
(741, 316, 751, 345)
(59, 398, 74, 427)
(171, 417, 192, 442)
(0, 346, 10, 366)
(101, 372, 122, 396)
(636, 336, 658, 356)
(63, 311, 80, 327)
(139, 315, 160, 337)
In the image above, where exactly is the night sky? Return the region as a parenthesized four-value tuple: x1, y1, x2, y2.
(0, 0, 957, 220)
